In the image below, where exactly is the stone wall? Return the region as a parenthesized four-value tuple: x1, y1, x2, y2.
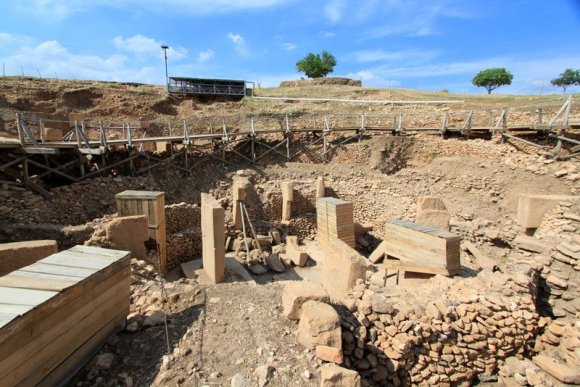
(279, 77, 362, 88)
(165, 202, 202, 270)
(338, 267, 541, 385)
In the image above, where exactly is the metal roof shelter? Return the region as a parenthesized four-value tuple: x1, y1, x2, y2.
(168, 77, 247, 97)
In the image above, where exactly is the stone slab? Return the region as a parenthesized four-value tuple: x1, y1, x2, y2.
(0, 240, 58, 276)
(201, 193, 225, 284)
(517, 194, 580, 229)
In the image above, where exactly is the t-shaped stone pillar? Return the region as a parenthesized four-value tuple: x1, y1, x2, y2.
(232, 176, 251, 230)
(281, 181, 294, 222)
(201, 193, 225, 284)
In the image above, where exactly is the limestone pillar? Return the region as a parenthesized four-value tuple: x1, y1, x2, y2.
(201, 193, 225, 284)
(232, 177, 250, 230)
(281, 181, 294, 221)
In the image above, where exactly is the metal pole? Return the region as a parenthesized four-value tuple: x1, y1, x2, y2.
(161, 45, 169, 92)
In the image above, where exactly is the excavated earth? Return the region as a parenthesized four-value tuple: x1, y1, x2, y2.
(0, 78, 579, 386)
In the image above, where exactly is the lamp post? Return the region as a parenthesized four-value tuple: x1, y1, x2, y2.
(161, 45, 169, 92)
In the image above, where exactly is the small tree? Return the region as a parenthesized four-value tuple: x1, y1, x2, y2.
(472, 68, 513, 94)
(551, 68, 580, 94)
(296, 50, 337, 78)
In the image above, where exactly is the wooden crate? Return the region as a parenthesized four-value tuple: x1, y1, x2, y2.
(116, 190, 167, 274)
(382, 220, 460, 276)
(317, 197, 355, 247)
(0, 245, 130, 386)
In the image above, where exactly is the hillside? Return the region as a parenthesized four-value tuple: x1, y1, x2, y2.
(1, 76, 577, 124)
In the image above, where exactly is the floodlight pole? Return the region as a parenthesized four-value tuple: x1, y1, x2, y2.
(161, 45, 169, 92)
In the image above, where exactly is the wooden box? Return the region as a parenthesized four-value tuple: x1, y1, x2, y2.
(382, 220, 461, 276)
(317, 197, 355, 247)
(115, 190, 167, 274)
(0, 245, 130, 386)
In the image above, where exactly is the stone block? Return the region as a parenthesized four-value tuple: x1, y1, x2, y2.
(415, 210, 450, 231)
(417, 196, 447, 211)
(286, 236, 309, 267)
(296, 301, 341, 350)
(319, 364, 361, 387)
(201, 193, 225, 284)
(0, 240, 58, 276)
(321, 239, 367, 300)
(282, 281, 330, 320)
(533, 355, 580, 384)
(416, 196, 450, 230)
(106, 215, 148, 260)
(316, 345, 343, 364)
(514, 235, 547, 253)
(517, 194, 580, 229)
(353, 222, 373, 238)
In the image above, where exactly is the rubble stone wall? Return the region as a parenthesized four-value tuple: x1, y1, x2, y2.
(340, 268, 541, 385)
(165, 202, 201, 270)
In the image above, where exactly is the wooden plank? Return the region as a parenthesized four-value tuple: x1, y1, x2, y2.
(382, 221, 460, 274)
(2, 269, 82, 282)
(18, 262, 98, 278)
(0, 287, 58, 307)
(0, 266, 129, 362)
(2, 282, 129, 386)
(67, 245, 130, 258)
(0, 304, 34, 315)
(41, 251, 120, 270)
(0, 312, 20, 327)
(37, 310, 126, 387)
(0, 252, 129, 345)
(0, 273, 77, 291)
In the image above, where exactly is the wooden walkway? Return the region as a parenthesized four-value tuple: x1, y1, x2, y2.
(0, 96, 577, 197)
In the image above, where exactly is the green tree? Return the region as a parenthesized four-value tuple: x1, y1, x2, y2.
(472, 68, 513, 94)
(551, 68, 580, 94)
(296, 50, 337, 78)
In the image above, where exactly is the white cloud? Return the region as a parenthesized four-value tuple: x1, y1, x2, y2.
(282, 42, 297, 51)
(351, 53, 580, 94)
(324, 0, 346, 23)
(19, 0, 291, 19)
(227, 33, 251, 58)
(364, 1, 474, 38)
(197, 49, 215, 63)
(322, 31, 336, 39)
(227, 33, 245, 45)
(0, 32, 33, 47)
(114, 35, 187, 60)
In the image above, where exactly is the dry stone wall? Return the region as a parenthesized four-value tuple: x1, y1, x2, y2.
(338, 267, 541, 385)
(279, 77, 361, 87)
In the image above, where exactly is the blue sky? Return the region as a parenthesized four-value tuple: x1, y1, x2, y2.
(1, 0, 579, 94)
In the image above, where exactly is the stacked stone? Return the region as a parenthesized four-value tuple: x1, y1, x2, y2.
(165, 202, 200, 233)
(339, 270, 540, 385)
(500, 319, 580, 386)
(535, 240, 580, 320)
(164, 203, 202, 270)
(514, 202, 580, 321)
